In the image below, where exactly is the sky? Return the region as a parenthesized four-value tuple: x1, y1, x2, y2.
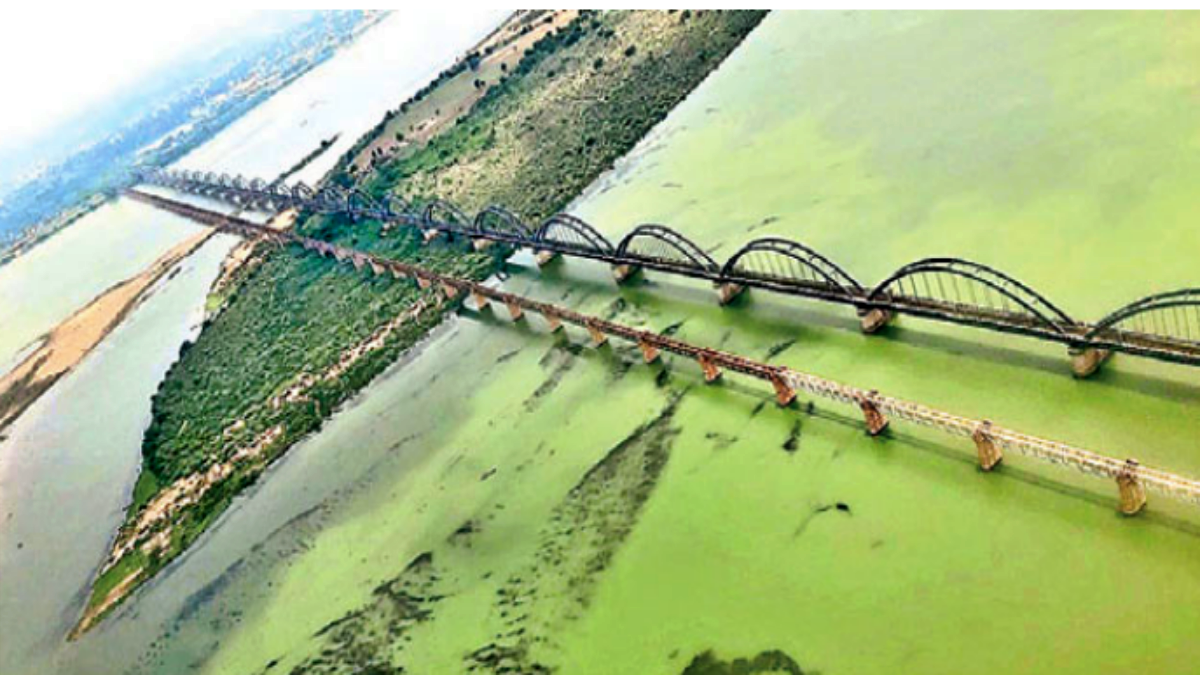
(0, 8, 269, 147)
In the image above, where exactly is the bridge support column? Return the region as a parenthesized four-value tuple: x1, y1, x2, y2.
(535, 250, 559, 267)
(612, 264, 641, 284)
(505, 301, 525, 322)
(369, 261, 386, 276)
(858, 308, 892, 334)
(1116, 459, 1147, 516)
(716, 283, 746, 306)
(416, 277, 432, 290)
(859, 391, 889, 436)
(972, 421, 1003, 471)
(638, 340, 661, 364)
(698, 355, 722, 383)
(543, 312, 563, 333)
(440, 283, 459, 300)
(472, 290, 490, 311)
(422, 229, 440, 243)
(472, 238, 495, 251)
(391, 268, 409, 281)
(770, 374, 797, 407)
(1069, 347, 1111, 378)
(587, 324, 608, 346)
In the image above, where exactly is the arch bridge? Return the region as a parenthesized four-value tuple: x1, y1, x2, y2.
(135, 168, 1200, 376)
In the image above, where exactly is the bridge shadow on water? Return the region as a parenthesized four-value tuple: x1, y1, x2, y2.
(461, 304, 1200, 541)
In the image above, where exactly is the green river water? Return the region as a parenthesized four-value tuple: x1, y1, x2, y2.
(16, 11, 1200, 674)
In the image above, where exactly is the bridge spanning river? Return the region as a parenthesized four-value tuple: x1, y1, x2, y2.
(128, 187, 1200, 516)
(139, 168, 1200, 377)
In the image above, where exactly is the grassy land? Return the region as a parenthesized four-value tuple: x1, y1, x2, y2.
(82, 9, 767, 634)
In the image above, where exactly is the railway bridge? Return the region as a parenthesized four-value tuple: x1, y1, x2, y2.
(138, 168, 1200, 377)
(127, 188, 1200, 517)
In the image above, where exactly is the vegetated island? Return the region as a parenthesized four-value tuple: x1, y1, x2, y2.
(77, 9, 768, 640)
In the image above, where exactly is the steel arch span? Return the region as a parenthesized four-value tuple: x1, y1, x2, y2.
(868, 258, 1076, 336)
(534, 213, 614, 255)
(721, 237, 863, 299)
(616, 224, 719, 274)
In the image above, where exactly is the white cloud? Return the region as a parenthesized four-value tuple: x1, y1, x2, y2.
(0, 8, 264, 145)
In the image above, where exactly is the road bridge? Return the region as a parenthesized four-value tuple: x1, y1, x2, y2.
(127, 188, 1200, 517)
(137, 168, 1200, 377)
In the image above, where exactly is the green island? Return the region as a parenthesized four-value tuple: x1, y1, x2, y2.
(80, 9, 767, 638)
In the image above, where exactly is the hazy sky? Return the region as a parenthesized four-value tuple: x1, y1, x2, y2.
(0, 8, 265, 146)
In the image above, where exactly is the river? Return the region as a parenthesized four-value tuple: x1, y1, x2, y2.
(136, 11, 1200, 675)
(7, 11, 1200, 675)
(0, 10, 506, 674)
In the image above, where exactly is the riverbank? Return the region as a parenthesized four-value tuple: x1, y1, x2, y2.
(0, 230, 214, 433)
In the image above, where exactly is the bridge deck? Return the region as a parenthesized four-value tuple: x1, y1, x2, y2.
(126, 189, 1200, 512)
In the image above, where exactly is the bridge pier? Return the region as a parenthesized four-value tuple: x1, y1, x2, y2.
(859, 391, 889, 436)
(716, 282, 746, 306)
(1069, 347, 1111, 378)
(698, 354, 722, 383)
(770, 374, 797, 407)
(535, 250, 559, 267)
(472, 238, 495, 252)
(543, 311, 564, 333)
(858, 307, 892, 334)
(416, 277, 432, 290)
(638, 340, 661, 364)
(612, 264, 642, 284)
(973, 421, 1003, 471)
(390, 268, 409, 281)
(1117, 459, 1147, 515)
(422, 229, 440, 243)
(505, 301, 525, 322)
(587, 324, 609, 346)
(369, 261, 386, 276)
(440, 283, 459, 300)
(472, 290, 490, 311)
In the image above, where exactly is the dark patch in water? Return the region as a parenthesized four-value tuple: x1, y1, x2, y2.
(526, 345, 580, 412)
(782, 419, 802, 452)
(794, 501, 852, 538)
(661, 320, 687, 336)
(656, 368, 672, 388)
(480, 467, 497, 481)
(494, 348, 522, 365)
(466, 395, 683, 674)
(764, 339, 796, 362)
(706, 431, 738, 450)
(750, 401, 767, 418)
(746, 215, 781, 233)
(682, 649, 806, 674)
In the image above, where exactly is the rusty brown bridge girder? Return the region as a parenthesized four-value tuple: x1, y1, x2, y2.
(127, 189, 1200, 516)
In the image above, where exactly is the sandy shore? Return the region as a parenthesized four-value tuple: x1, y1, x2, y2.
(0, 230, 214, 432)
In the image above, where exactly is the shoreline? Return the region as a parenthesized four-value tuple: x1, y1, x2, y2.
(0, 230, 215, 433)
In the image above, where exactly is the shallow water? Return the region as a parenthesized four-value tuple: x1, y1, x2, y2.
(115, 11, 1200, 675)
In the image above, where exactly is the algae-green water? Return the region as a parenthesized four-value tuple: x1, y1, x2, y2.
(52, 12, 1200, 674)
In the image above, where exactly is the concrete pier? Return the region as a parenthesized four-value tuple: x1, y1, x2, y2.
(1117, 459, 1147, 515)
(505, 301, 525, 321)
(717, 282, 746, 306)
(440, 283, 459, 300)
(638, 340, 661, 364)
(535, 250, 559, 267)
(472, 290, 490, 311)
(472, 238, 495, 251)
(859, 308, 892, 334)
(698, 355, 722, 383)
(588, 324, 608, 346)
(859, 391, 889, 436)
(973, 421, 1003, 471)
(416, 277, 432, 290)
(1070, 347, 1111, 378)
(422, 229, 440, 243)
(771, 375, 797, 407)
(612, 264, 641, 284)
(543, 312, 563, 333)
